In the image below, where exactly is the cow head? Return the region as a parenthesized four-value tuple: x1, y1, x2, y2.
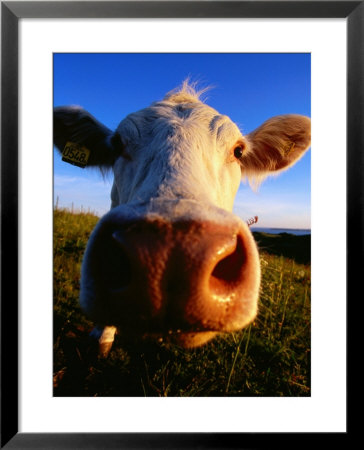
(54, 83, 311, 348)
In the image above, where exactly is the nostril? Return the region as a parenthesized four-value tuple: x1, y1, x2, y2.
(210, 234, 245, 293)
(100, 232, 132, 290)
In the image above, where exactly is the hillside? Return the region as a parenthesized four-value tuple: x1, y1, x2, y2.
(53, 209, 311, 397)
(253, 231, 311, 265)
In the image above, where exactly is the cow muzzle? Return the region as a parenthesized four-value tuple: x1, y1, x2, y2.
(80, 204, 260, 348)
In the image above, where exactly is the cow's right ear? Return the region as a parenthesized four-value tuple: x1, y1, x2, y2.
(54, 106, 125, 169)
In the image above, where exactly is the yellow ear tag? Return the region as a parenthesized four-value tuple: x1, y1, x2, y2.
(62, 142, 90, 168)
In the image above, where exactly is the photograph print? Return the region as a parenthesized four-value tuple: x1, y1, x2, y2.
(53, 53, 311, 397)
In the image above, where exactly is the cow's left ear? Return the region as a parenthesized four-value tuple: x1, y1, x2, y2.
(54, 106, 124, 168)
(241, 114, 311, 179)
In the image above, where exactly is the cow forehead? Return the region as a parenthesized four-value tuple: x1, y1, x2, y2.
(111, 98, 243, 209)
(117, 99, 242, 145)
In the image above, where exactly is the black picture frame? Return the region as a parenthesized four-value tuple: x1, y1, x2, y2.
(1, 1, 360, 448)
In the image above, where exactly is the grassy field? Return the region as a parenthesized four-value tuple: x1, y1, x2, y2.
(53, 209, 311, 397)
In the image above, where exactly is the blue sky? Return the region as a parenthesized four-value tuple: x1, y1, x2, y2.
(54, 53, 311, 229)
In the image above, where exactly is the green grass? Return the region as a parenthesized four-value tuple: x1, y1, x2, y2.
(252, 231, 311, 265)
(53, 209, 311, 397)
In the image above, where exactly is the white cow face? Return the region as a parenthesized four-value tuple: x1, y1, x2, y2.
(54, 84, 311, 348)
(111, 97, 244, 212)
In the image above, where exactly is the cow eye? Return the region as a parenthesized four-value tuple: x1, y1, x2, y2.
(234, 145, 244, 159)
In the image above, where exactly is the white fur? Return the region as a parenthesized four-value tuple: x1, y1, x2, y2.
(112, 91, 242, 214)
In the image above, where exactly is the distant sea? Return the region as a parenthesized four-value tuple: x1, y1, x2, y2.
(251, 227, 311, 236)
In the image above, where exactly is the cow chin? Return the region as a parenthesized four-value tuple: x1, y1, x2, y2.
(162, 331, 218, 348)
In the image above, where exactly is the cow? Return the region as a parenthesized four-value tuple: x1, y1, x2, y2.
(54, 81, 311, 354)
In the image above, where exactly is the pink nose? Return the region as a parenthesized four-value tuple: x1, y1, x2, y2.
(81, 218, 260, 347)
